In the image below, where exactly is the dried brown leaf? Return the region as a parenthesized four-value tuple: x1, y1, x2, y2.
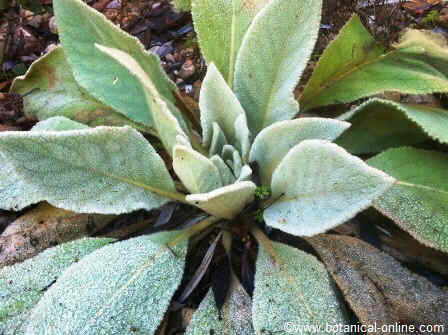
(308, 234, 448, 335)
(0, 203, 115, 266)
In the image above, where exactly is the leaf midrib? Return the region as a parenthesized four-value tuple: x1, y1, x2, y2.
(261, 17, 304, 131)
(254, 231, 318, 324)
(82, 243, 185, 331)
(10, 141, 185, 203)
(396, 181, 448, 196)
(300, 49, 396, 108)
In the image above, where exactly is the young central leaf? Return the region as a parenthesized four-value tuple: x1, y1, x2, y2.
(192, 0, 270, 85)
(173, 145, 223, 194)
(264, 140, 395, 236)
(187, 181, 257, 219)
(200, 63, 250, 157)
(249, 118, 350, 186)
(234, 0, 322, 133)
(0, 127, 179, 214)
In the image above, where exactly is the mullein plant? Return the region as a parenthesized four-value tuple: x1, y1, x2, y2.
(1, 0, 448, 333)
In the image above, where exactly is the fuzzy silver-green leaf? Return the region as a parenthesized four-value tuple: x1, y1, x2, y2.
(31, 116, 89, 132)
(0, 155, 40, 211)
(53, 0, 177, 128)
(10, 47, 149, 132)
(253, 241, 347, 334)
(250, 118, 350, 186)
(234, 0, 322, 133)
(0, 238, 113, 335)
(0, 127, 178, 214)
(0, 117, 88, 211)
(192, 0, 270, 85)
(173, 145, 222, 194)
(200, 63, 250, 157)
(96, 44, 190, 154)
(25, 234, 188, 334)
(187, 181, 256, 219)
(186, 277, 254, 335)
(264, 140, 395, 236)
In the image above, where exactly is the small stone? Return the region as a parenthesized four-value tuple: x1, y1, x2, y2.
(178, 59, 195, 79)
(165, 53, 176, 63)
(49, 16, 58, 34)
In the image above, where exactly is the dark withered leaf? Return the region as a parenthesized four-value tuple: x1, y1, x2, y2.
(308, 234, 448, 334)
(211, 242, 232, 311)
(178, 233, 222, 303)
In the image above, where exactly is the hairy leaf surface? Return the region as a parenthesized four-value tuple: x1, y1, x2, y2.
(187, 181, 256, 219)
(0, 155, 40, 211)
(264, 140, 395, 236)
(250, 118, 350, 185)
(25, 234, 188, 334)
(10, 47, 149, 132)
(0, 238, 112, 335)
(337, 98, 448, 154)
(253, 241, 347, 334)
(368, 148, 448, 253)
(209, 123, 228, 156)
(53, 0, 177, 128)
(308, 235, 448, 329)
(200, 63, 250, 157)
(172, 0, 191, 11)
(210, 155, 236, 186)
(31, 116, 89, 132)
(0, 117, 88, 211)
(237, 165, 252, 182)
(0, 127, 178, 214)
(234, 0, 322, 133)
(173, 145, 222, 194)
(300, 16, 448, 111)
(192, 0, 270, 85)
(96, 45, 190, 154)
(186, 278, 254, 335)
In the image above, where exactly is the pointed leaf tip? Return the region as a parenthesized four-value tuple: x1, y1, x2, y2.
(234, 0, 322, 133)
